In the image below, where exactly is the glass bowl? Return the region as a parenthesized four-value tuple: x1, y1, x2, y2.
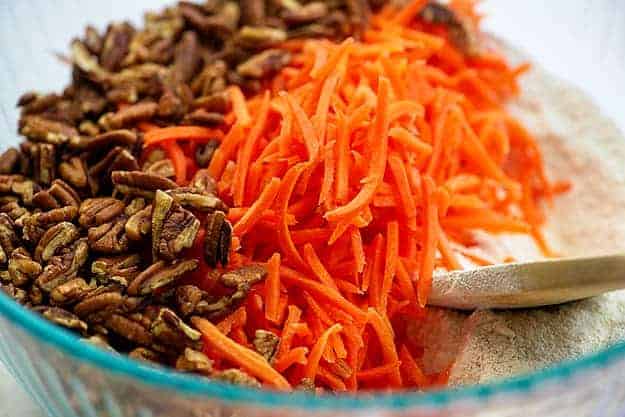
(1, 1, 625, 416)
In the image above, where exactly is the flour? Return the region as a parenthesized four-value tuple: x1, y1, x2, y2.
(422, 37, 625, 386)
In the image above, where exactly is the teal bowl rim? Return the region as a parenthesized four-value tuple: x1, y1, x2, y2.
(1, 290, 623, 411)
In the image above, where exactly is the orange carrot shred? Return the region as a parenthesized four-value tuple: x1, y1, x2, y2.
(265, 253, 282, 323)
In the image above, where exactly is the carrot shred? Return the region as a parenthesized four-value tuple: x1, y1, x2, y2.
(304, 323, 343, 380)
(232, 177, 282, 237)
(143, 126, 223, 146)
(265, 253, 282, 323)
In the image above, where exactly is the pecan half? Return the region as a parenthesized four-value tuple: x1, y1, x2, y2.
(151, 307, 202, 350)
(36, 239, 89, 292)
(34, 222, 79, 262)
(253, 330, 279, 363)
(112, 170, 177, 198)
(87, 216, 130, 254)
(152, 190, 200, 260)
(38, 307, 88, 333)
(30, 143, 56, 185)
(58, 157, 88, 189)
(100, 101, 158, 130)
(50, 278, 92, 305)
(0, 214, 19, 265)
(79, 197, 125, 228)
(105, 314, 153, 346)
(175, 348, 213, 374)
(91, 253, 141, 283)
(214, 369, 260, 387)
(204, 210, 232, 268)
(0, 175, 40, 205)
(236, 49, 291, 79)
(175, 285, 206, 317)
(22, 206, 78, 243)
(68, 129, 137, 151)
(167, 187, 227, 212)
(8, 247, 42, 287)
(127, 259, 198, 296)
(32, 179, 81, 210)
(19, 115, 79, 145)
(100, 22, 135, 72)
(0, 148, 21, 174)
(1, 283, 27, 304)
(125, 205, 152, 240)
(129, 347, 163, 363)
(74, 290, 124, 322)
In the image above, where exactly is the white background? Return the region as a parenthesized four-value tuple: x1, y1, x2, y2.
(1, 1, 624, 415)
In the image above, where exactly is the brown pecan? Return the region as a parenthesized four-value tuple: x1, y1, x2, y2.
(214, 369, 260, 387)
(127, 259, 198, 296)
(83, 335, 116, 352)
(183, 109, 224, 127)
(204, 210, 232, 268)
(129, 347, 163, 363)
(100, 102, 158, 130)
(193, 140, 220, 168)
(0, 214, 19, 264)
(74, 290, 124, 321)
(87, 147, 140, 195)
(144, 159, 175, 179)
(100, 22, 135, 71)
(50, 278, 92, 305)
(112, 170, 177, 198)
(68, 129, 137, 151)
(189, 169, 217, 195)
(125, 205, 152, 240)
(91, 253, 141, 283)
(124, 198, 147, 216)
(151, 307, 202, 350)
(171, 31, 201, 85)
(158, 83, 193, 120)
(58, 157, 88, 189)
(237, 49, 291, 79)
(79, 198, 125, 228)
(0, 175, 40, 205)
(167, 187, 227, 212)
(17, 91, 60, 113)
(29, 284, 44, 305)
(235, 26, 287, 48)
(22, 206, 78, 243)
(8, 247, 42, 287)
(83, 25, 103, 55)
(19, 115, 79, 145)
(36, 239, 89, 292)
(193, 91, 230, 113)
(253, 330, 279, 363)
(196, 265, 265, 317)
(32, 179, 81, 210)
(152, 190, 200, 260)
(176, 348, 213, 374)
(105, 314, 153, 346)
(175, 285, 206, 317)
(0, 148, 21, 174)
(418, 2, 478, 56)
(28, 143, 56, 185)
(282, 2, 328, 24)
(0, 200, 28, 223)
(87, 216, 130, 254)
(1, 283, 27, 304)
(34, 222, 79, 262)
(191, 62, 228, 98)
(71, 39, 109, 83)
(38, 307, 88, 333)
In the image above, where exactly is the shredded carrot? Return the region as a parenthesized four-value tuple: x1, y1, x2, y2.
(149, 1, 567, 391)
(192, 317, 291, 390)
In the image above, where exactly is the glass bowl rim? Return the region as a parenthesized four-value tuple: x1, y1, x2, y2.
(1, 290, 623, 410)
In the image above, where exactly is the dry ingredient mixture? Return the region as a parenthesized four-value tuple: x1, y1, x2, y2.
(0, 0, 567, 392)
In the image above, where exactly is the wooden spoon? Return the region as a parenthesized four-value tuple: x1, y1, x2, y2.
(428, 254, 625, 310)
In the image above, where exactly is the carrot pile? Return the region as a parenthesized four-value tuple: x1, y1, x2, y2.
(142, 0, 568, 392)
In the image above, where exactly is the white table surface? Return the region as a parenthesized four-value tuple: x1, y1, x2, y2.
(1, 1, 624, 416)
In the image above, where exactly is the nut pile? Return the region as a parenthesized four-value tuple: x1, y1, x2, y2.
(0, 0, 398, 384)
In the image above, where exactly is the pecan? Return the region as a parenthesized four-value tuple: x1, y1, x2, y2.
(1, 283, 27, 304)
(175, 348, 213, 374)
(175, 285, 206, 317)
(36, 239, 89, 292)
(0, 200, 28, 223)
(124, 198, 147, 216)
(183, 109, 224, 127)
(27, 142, 56, 185)
(253, 330, 279, 363)
(7, 247, 42, 287)
(189, 169, 217, 195)
(112, 170, 177, 198)
(29, 283, 44, 305)
(105, 314, 153, 346)
(0, 175, 40, 205)
(100, 22, 135, 72)
(17, 91, 59, 112)
(34, 222, 80, 262)
(171, 31, 201, 85)
(129, 347, 163, 363)
(22, 206, 78, 243)
(0, 148, 21, 174)
(50, 278, 92, 305)
(91, 253, 141, 283)
(71, 39, 109, 83)
(282, 2, 328, 24)
(235, 26, 287, 49)
(144, 159, 175, 179)
(193, 91, 230, 113)
(151, 307, 202, 350)
(83, 25, 103, 56)
(74, 290, 124, 321)
(194, 140, 220, 167)
(87, 216, 130, 253)
(214, 369, 260, 387)
(38, 307, 88, 333)
(418, 2, 478, 56)
(87, 147, 140, 195)
(152, 190, 200, 260)
(19, 115, 79, 145)
(196, 265, 265, 316)
(58, 157, 88, 189)
(158, 83, 193, 120)
(99, 101, 158, 130)
(127, 259, 198, 296)
(236, 49, 291, 79)
(83, 335, 116, 352)
(79, 197, 125, 227)
(0, 214, 19, 264)
(125, 205, 152, 240)
(191, 62, 228, 98)
(296, 378, 316, 392)
(204, 211, 232, 268)
(32, 179, 81, 210)
(167, 187, 226, 212)
(68, 129, 137, 151)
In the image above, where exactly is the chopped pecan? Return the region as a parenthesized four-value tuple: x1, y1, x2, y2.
(144, 159, 175, 179)
(78, 198, 125, 228)
(152, 190, 200, 260)
(235, 26, 287, 48)
(34, 222, 80, 262)
(171, 31, 201, 85)
(214, 369, 260, 387)
(0, 214, 19, 265)
(282, 2, 328, 24)
(50, 278, 92, 305)
(22, 206, 78, 243)
(204, 211, 232, 268)
(418, 2, 478, 56)
(87, 147, 140, 195)
(124, 197, 147, 216)
(127, 259, 198, 296)
(8, 247, 42, 287)
(27, 143, 56, 186)
(0, 148, 21, 174)
(105, 314, 153, 346)
(68, 129, 137, 151)
(151, 307, 202, 350)
(71, 39, 109, 83)
(167, 187, 226, 212)
(191, 62, 228, 98)
(129, 347, 163, 363)
(19, 115, 79, 145)
(91, 253, 141, 283)
(125, 205, 152, 240)
(189, 169, 217, 195)
(183, 109, 224, 127)
(58, 157, 88, 189)
(176, 348, 213, 374)
(74, 290, 124, 321)
(194, 140, 220, 167)
(112, 170, 177, 198)
(0, 200, 28, 223)
(175, 285, 206, 317)
(29, 283, 44, 305)
(236, 49, 291, 79)
(87, 216, 130, 253)
(193, 91, 230, 113)
(253, 330, 279, 363)
(36, 239, 89, 292)
(32, 179, 81, 210)
(0, 175, 40, 205)
(38, 306, 88, 333)
(1, 283, 27, 304)
(100, 22, 135, 72)
(158, 83, 193, 120)
(196, 264, 265, 316)
(99, 101, 158, 130)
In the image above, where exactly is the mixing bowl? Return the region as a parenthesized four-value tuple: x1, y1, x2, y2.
(1, 1, 625, 416)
